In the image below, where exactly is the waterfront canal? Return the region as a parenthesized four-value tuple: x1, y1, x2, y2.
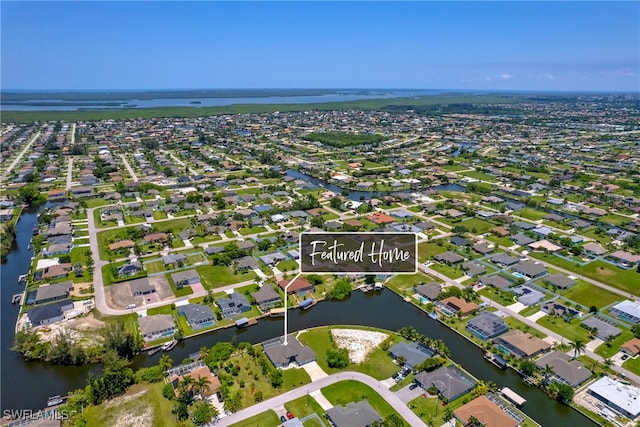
(0, 206, 597, 426)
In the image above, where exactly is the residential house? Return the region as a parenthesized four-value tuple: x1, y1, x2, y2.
(434, 251, 465, 265)
(582, 317, 622, 341)
(171, 269, 201, 289)
(217, 292, 251, 318)
(588, 376, 640, 419)
(235, 256, 259, 271)
(454, 396, 518, 427)
(42, 263, 73, 280)
(512, 260, 547, 279)
(162, 253, 187, 266)
(439, 297, 479, 317)
(26, 299, 74, 327)
(130, 278, 155, 296)
(178, 304, 215, 330)
(34, 281, 73, 305)
(278, 276, 314, 296)
(326, 401, 382, 427)
(415, 283, 442, 301)
(493, 329, 551, 359)
(252, 285, 281, 311)
(621, 338, 640, 356)
(480, 275, 513, 290)
(117, 262, 142, 277)
(388, 342, 435, 370)
(170, 365, 221, 398)
(262, 335, 316, 368)
(138, 314, 177, 341)
(466, 312, 509, 340)
(544, 273, 576, 289)
(535, 351, 591, 387)
(414, 365, 477, 402)
(610, 300, 640, 324)
(490, 253, 520, 267)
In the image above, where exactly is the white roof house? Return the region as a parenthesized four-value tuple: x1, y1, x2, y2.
(611, 300, 640, 324)
(588, 376, 640, 419)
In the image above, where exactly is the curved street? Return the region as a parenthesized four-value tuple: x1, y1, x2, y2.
(216, 371, 426, 427)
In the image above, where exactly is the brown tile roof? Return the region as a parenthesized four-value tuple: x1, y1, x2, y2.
(368, 212, 395, 224)
(454, 396, 518, 427)
(278, 276, 313, 294)
(622, 338, 640, 356)
(109, 240, 135, 250)
(441, 296, 479, 315)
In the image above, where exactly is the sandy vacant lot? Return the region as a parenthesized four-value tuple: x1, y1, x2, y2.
(331, 328, 389, 364)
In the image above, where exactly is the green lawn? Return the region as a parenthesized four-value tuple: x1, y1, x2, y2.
(519, 305, 540, 317)
(536, 316, 591, 342)
(322, 381, 409, 426)
(517, 208, 547, 221)
(600, 213, 631, 227)
(558, 280, 622, 309)
(418, 242, 450, 263)
(196, 265, 257, 289)
(386, 272, 436, 295)
(238, 226, 267, 236)
(83, 383, 174, 427)
(298, 327, 401, 380)
(151, 218, 192, 233)
(622, 356, 640, 377)
(229, 410, 280, 427)
(504, 316, 546, 339)
(459, 170, 498, 182)
(529, 253, 640, 295)
(458, 217, 495, 234)
(276, 259, 299, 272)
(284, 396, 329, 426)
(486, 235, 515, 248)
(85, 198, 112, 208)
(409, 396, 449, 427)
(594, 329, 634, 358)
(479, 286, 516, 306)
(430, 263, 464, 279)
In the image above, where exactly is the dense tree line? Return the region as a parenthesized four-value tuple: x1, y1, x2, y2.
(303, 131, 386, 148)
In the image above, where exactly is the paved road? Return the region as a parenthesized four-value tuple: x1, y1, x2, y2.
(65, 157, 74, 190)
(119, 154, 139, 182)
(1, 131, 40, 181)
(216, 371, 426, 427)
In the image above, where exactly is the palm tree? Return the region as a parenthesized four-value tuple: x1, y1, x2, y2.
(194, 376, 211, 397)
(541, 364, 555, 387)
(199, 346, 210, 361)
(158, 354, 173, 374)
(571, 339, 586, 360)
(178, 376, 195, 396)
(443, 406, 454, 422)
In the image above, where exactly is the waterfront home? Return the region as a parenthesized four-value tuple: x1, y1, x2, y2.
(34, 281, 73, 305)
(138, 314, 176, 342)
(326, 401, 382, 427)
(262, 335, 316, 368)
(493, 329, 551, 359)
(454, 396, 518, 427)
(414, 365, 477, 402)
(466, 312, 509, 340)
(43, 243, 72, 257)
(42, 263, 73, 280)
(170, 365, 221, 398)
(610, 300, 640, 324)
(251, 285, 281, 311)
(278, 276, 314, 296)
(216, 292, 251, 318)
(440, 297, 479, 317)
(388, 342, 435, 370)
(535, 351, 591, 387)
(26, 299, 74, 327)
(415, 283, 442, 302)
(588, 376, 640, 420)
(177, 304, 215, 330)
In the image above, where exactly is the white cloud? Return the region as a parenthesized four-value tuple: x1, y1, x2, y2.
(500, 73, 514, 80)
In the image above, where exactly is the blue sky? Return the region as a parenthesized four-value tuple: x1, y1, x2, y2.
(1, 1, 638, 91)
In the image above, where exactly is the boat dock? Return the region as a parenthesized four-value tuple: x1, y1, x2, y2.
(162, 339, 178, 352)
(17, 274, 27, 284)
(500, 387, 527, 407)
(12, 294, 22, 304)
(269, 307, 285, 317)
(484, 352, 508, 369)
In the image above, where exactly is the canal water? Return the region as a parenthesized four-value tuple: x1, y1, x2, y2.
(285, 168, 466, 201)
(0, 207, 597, 426)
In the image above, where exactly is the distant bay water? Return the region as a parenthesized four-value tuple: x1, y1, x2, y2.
(0, 89, 444, 111)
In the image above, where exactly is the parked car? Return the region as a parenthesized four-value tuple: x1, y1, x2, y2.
(280, 415, 287, 422)
(622, 354, 629, 360)
(392, 372, 400, 380)
(216, 392, 223, 402)
(409, 383, 419, 390)
(287, 412, 294, 419)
